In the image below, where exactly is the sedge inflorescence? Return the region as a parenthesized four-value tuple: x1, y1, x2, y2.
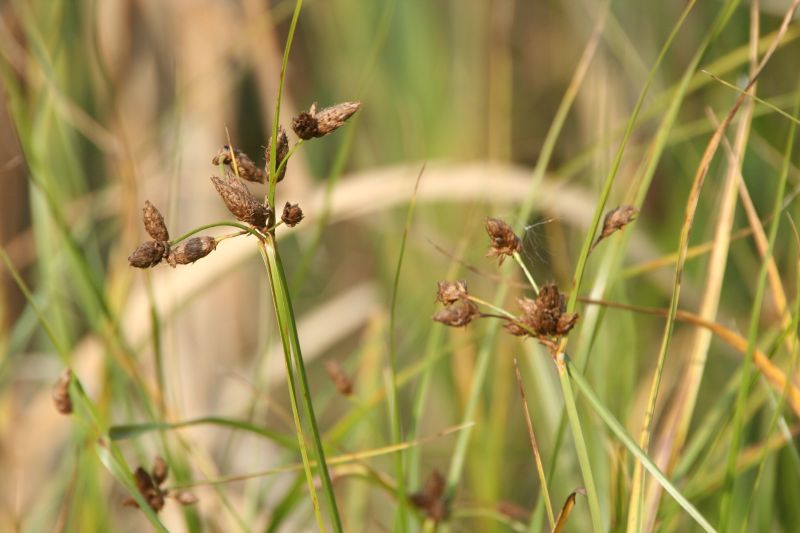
(432, 210, 638, 355)
(127, 101, 360, 271)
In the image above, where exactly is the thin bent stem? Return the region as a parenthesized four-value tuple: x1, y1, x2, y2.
(513, 358, 555, 528)
(169, 221, 262, 245)
(513, 252, 539, 294)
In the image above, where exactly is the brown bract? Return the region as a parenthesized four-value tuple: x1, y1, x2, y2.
(151, 456, 168, 486)
(506, 284, 578, 345)
(167, 236, 217, 266)
(593, 205, 639, 250)
(281, 202, 304, 227)
(409, 470, 448, 521)
(52, 368, 72, 415)
(123, 457, 197, 513)
(130, 467, 166, 512)
(485, 217, 521, 264)
(143, 201, 169, 242)
(291, 101, 361, 140)
(128, 240, 169, 268)
(210, 175, 270, 228)
(212, 146, 266, 183)
(435, 280, 469, 305)
(324, 360, 354, 396)
(266, 126, 290, 183)
(432, 298, 480, 328)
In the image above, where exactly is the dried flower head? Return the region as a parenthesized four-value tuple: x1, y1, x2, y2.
(266, 126, 290, 183)
(592, 205, 639, 250)
(432, 298, 480, 328)
(212, 145, 266, 184)
(409, 470, 448, 521)
(167, 236, 217, 266)
(123, 456, 192, 513)
(281, 202, 304, 227)
(507, 284, 579, 344)
(435, 280, 469, 306)
(325, 360, 354, 396)
(128, 240, 169, 268)
(291, 106, 318, 141)
(210, 175, 270, 228)
(128, 467, 166, 512)
(485, 217, 521, 264)
(52, 368, 73, 415)
(142, 201, 169, 242)
(292, 101, 361, 140)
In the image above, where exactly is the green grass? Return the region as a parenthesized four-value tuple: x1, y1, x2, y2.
(2, 1, 800, 532)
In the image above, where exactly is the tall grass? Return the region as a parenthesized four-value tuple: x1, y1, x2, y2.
(2, 1, 800, 532)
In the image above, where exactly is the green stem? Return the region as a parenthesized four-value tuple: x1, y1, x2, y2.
(556, 357, 603, 532)
(169, 221, 263, 245)
(262, 236, 344, 532)
(513, 252, 539, 294)
(268, 0, 304, 210)
(258, 243, 326, 532)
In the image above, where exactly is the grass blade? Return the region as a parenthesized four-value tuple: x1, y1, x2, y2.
(566, 358, 716, 533)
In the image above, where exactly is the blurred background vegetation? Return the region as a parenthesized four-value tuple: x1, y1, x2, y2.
(1, 0, 800, 531)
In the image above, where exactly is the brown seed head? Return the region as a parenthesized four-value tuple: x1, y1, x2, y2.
(211, 145, 235, 166)
(151, 456, 168, 486)
(485, 217, 521, 264)
(281, 202, 304, 227)
(292, 101, 361, 139)
(52, 368, 73, 415)
(210, 175, 270, 228)
(128, 240, 168, 268)
(132, 466, 165, 512)
(409, 470, 448, 521)
(142, 201, 169, 242)
(528, 286, 561, 335)
(266, 126, 290, 183)
(435, 280, 469, 305)
(212, 146, 266, 183)
(325, 360, 354, 396)
(432, 298, 480, 328)
(291, 111, 318, 140)
(593, 205, 639, 250)
(510, 284, 578, 341)
(167, 236, 217, 266)
(315, 101, 361, 136)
